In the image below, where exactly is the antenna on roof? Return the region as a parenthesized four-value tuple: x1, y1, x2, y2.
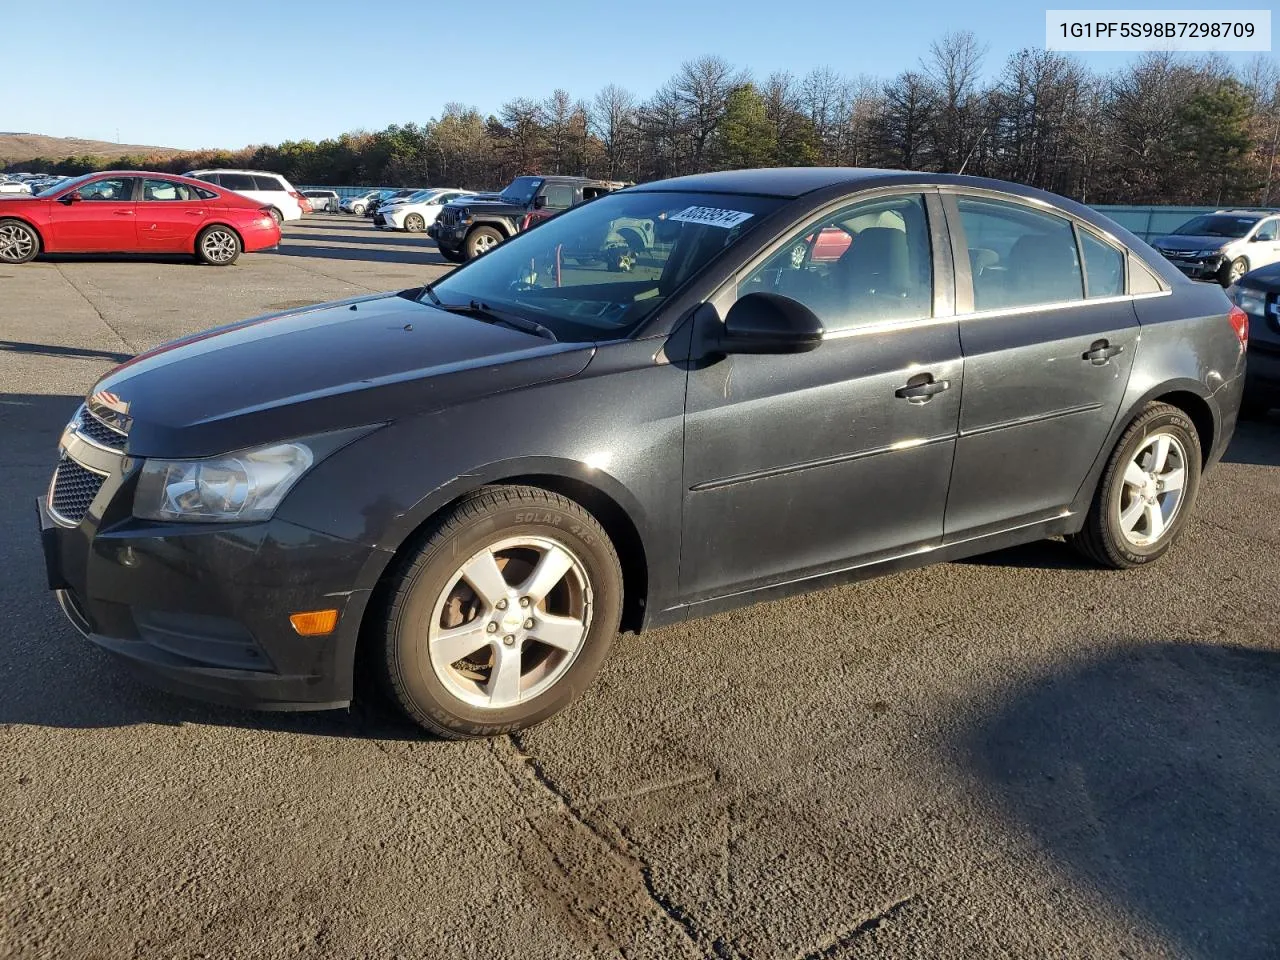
(958, 127, 987, 176)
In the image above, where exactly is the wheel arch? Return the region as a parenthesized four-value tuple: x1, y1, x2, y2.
(0, 214, 44, 253)
(351, 459, 653, 693)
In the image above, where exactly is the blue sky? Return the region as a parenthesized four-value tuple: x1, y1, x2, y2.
(1, 0, 1271, 150)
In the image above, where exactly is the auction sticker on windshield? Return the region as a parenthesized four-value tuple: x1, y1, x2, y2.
(668, 206, 755, 229)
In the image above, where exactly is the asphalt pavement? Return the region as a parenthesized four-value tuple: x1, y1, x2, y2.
(2, 215, 1279, 959)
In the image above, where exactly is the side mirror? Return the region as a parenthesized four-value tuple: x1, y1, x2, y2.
(532, 194, 547, 209)
(717, 292, 824, 355)
(60, 191, 83, 204)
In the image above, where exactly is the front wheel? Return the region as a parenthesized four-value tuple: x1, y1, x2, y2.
(0, 219, 39, 263)
(465, 226, 504, 260)
(195, 225, 242, 265)
(378, 486, 623, 738)
(437, 245, 465, 264)
(351, 203, 366, 217)
(1219, 256, 1249, 286)
(404, 213, 426, 232)
(1067, 402, 1201, 568)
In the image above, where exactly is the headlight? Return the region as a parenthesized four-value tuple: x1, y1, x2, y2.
(1196, 248, 1222, 258)
(134, 441, 314, 522)
(1233, 287, 1267, 317)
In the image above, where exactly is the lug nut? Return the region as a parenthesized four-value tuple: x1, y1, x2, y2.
(519, 597, 530, 608)
(503, 635, 516, 646)
(524, 618, 535, 629)
(496, 599, 508, 611)
(486, 622, 498, 634)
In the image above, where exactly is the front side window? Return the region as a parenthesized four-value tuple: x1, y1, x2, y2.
(957, 196, 1083, 310)
(739, 194, 933, 331)
(428, 190, 785, 342)
(141, 179, 197, 202)
(542, 184, 574, 210)
(1079, 229, 1125, 298)
(1255, 219, 1279, 242)
(78, 178, 134, 201)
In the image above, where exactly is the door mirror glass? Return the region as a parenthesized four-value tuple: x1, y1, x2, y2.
(532, 194, 547, 209)
(718, 292, 824, 355)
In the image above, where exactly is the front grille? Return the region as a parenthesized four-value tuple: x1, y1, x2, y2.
(49, 456, 107, 525)
(439, 209, 457, 228)
(75, 406, 127, 450)
(373, 214, 386, 226)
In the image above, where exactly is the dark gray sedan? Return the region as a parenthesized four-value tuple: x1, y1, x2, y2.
(40, 168, 1247, 737)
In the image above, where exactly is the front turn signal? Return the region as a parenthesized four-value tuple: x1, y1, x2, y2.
(290, 609, 339, 636)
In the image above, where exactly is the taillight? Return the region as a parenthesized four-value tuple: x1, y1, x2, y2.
(1228, 304, 1249, 345)
(289, 190, 303, 201)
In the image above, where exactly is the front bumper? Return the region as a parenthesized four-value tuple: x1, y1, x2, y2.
(1162, 253, 1225, 282)
(373, 211, 397, 229)
(37, 476, 383, 711)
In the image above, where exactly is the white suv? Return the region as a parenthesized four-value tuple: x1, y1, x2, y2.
(374, 188, 475, 232)
(1153, 209, 1280, 286)
(185, 169, 305, 224)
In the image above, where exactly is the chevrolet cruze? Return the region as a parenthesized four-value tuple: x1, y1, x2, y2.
(38, 168, 1247, 737)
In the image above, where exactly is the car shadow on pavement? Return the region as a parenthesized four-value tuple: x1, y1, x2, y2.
(0, 391, 428, 742)
(274, 243, 452, 266)
(953, 640, 1280, 959)
(284, 230, 432, 247)
(0, 340, 133, 363)
(1221, 417, 1280, 467)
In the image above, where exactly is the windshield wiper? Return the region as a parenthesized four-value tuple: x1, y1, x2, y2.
(423, 288, 557, 341)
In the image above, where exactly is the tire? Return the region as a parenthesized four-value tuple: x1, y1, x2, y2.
(267, 207, 284, 226)
(1067, 402, 1202, 569)
(437, 246, 465, 264)
(404, 213, 426, 233)
(377, 485, 623, 738)
(351, 203, 366, 217)
(195, 225, 242, 266)
(465, 225, 504, 260)
(0, 218, 39, 264)
(1219, 256, 1249, 286)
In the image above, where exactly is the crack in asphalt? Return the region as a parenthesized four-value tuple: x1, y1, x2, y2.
(50, 263, 137, 354)
(795, 894, 920, 959)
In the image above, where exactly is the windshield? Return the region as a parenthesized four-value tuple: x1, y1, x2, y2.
(400, 189, 439, 204)
(1172, 214, 1259, 239)
(427, 190, 786, 342)
(500, 177, 544, 205)
(36, 174, 88, 196)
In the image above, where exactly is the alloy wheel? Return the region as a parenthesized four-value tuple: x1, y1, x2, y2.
(1229, 259, 1247, 284)
(1117, 431, 1187, 546)
(201, 230, 238, 264)
(427, 536, 593, 710)
(473, 233, 498, 253)
(0, 222, 36, 262)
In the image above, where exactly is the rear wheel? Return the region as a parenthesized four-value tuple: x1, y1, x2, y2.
(267, 207, 284, 226)
(195, 225, 241, 265)
(404, 213, 426, 232)
(378, 486, 623, 738)
(465, 225, 504, 260)
(1068, 402, 1201, 568)
(0, 219, 39, 263)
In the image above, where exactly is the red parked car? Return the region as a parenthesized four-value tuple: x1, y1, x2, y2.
(0, 171, 281, 266)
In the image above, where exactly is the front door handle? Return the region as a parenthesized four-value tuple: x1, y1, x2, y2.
(113, 210, 134, 216)
(895, 373, 951, 403)
(1083, 339, 1124, 365)
(185, 210, 206, 216)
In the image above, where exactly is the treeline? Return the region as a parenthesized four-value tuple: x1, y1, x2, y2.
(9, 37, 1280, 206)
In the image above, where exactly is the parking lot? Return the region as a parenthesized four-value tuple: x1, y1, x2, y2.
(4, 214, 1280, 959)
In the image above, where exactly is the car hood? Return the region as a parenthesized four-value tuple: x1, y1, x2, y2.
(91, 292, 594, 457)
(1153, 235, 1230, 252)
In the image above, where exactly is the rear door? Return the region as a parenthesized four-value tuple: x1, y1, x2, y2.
(47, 176, 138, 251)
(136, 178, 208, 251)
(680, 190, 962, 601)
(940, 191, 1140, 539)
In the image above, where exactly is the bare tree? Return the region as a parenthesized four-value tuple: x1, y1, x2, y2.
(542, 89, 574, 173)
(922, 30, 987, 172)
(591, 84, 638, 179)
(671, 55, 744, 172)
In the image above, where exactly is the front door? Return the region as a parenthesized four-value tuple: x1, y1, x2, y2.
(941, 193, 1140, 538)
(48, 176, 138, 251)
(680, 191, 962, 602)
(136, 178, 208, 251)
(1249, 217, 1280, 270)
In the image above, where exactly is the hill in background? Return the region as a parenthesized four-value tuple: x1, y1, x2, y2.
(0, 133, 181, 166)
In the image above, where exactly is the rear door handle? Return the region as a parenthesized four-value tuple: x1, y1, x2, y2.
(895, 373, 951, 403)
(1083, 339, 1124, 365)
(113, 210, 134, 216)
(186, 210, 206, 216)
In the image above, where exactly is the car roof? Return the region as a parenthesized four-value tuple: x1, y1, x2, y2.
(186, 168, 287, 178)
(1213, 209, 1271, 217)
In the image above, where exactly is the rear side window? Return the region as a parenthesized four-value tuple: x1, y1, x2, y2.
(253, 175, 285, 191)
(739, 193, 933, 332)
(192, 173, 220, 185)
(219, 173, 258, 191)
(1129, 256, 1165, 294)
(1078, 229, 1125, 298)
(194, 186, 218, 200)
(957, 196, 1083, 311)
